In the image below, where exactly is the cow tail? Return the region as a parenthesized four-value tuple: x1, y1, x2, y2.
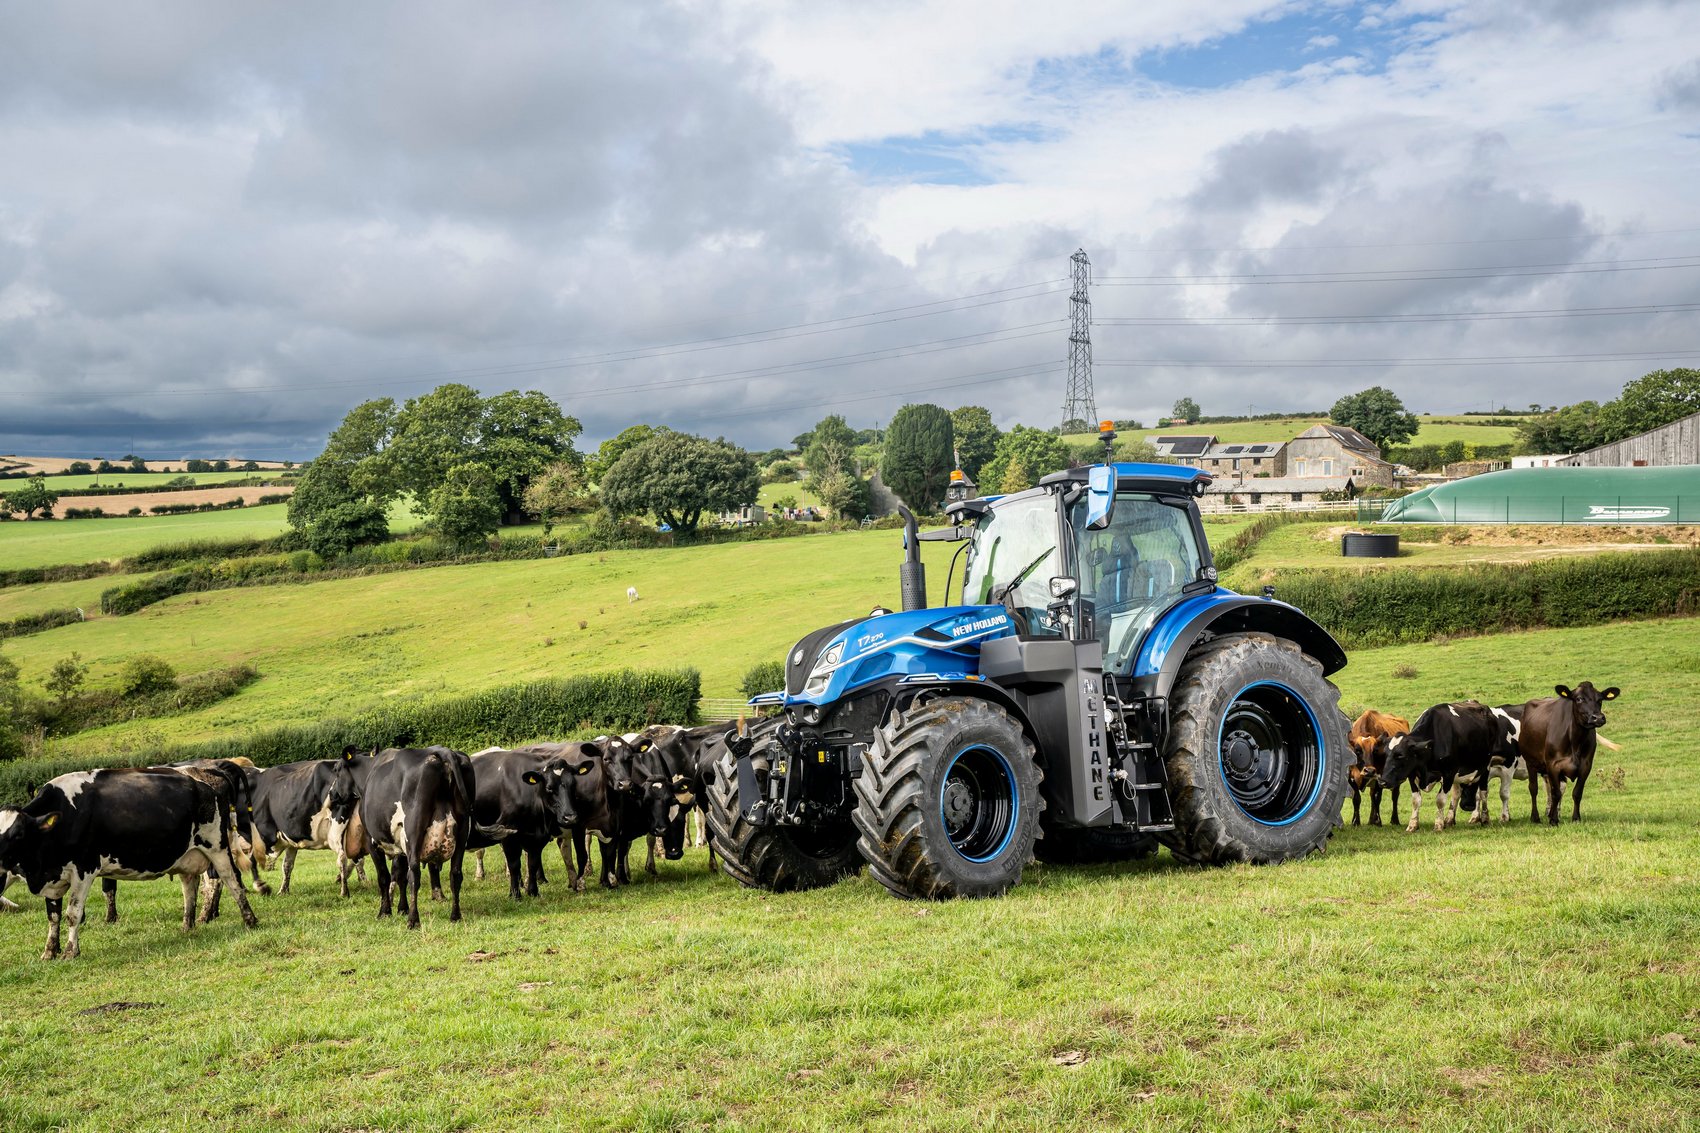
(435, 749, 472, 817)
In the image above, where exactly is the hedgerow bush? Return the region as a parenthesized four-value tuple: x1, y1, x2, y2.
(0, 667, 700, 804)
(0, 608, 83, 641)
(1211, 510, 1337, 573)
(1277, 548, 1700, 649)
(740, 659, 787, 698)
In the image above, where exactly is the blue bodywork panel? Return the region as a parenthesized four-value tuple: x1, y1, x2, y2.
(783, 605, 1016, 707)
(1134, 590, 1250, 674)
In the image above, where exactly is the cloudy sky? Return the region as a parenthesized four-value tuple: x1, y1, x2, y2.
(2, 0, 1697, 459)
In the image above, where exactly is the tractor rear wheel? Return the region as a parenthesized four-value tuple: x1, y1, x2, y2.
(853, 696, 1041, 899)
(705, 755, 861, 892)
(1164, 632, 1347, 865)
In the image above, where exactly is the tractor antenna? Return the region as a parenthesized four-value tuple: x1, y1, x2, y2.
(1062, 249, 1097, 431)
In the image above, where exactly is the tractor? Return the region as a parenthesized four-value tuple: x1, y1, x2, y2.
(706, 427, 1349, 899)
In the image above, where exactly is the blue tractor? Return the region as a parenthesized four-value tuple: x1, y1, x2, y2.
(706, 435, 1349, 898)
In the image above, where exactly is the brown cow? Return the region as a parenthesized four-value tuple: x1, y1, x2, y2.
(1518, 682, 1619, 825)
(1347, 710, 1410, 826)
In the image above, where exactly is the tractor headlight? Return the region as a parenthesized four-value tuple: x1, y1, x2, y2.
(811, 642, 844, 678)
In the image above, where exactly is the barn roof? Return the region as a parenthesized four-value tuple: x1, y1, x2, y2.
(1295, 424, 1381, 454)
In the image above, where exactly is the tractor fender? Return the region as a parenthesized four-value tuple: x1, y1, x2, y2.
(1140, 594, 1347, 699)
(889, 679, 1038, 750)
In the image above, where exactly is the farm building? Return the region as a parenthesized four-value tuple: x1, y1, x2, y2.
(1561, 409, 1700, 468)
(1200, 475, 1355, 509)
(1378, 465, 1700, 523)
(1285, 425, 1396, 488)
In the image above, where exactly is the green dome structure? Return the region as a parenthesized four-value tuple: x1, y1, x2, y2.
(1378, 466, 1700, 524)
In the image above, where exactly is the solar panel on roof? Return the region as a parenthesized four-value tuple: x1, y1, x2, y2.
(1221, 445, 1245, 454)
(1169, 438, 1211, 455)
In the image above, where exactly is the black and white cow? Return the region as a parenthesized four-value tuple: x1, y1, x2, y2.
(466, 747, 581, 900)
(1378, 701, 1520, 833)
(248, 754, 372, 897)
(355, 746, 474, 928)
(0, 768, 258, 960)
(635, 722, 733, 870)
(100, 758, 260, 926)
(1454, 705, 1527, 824)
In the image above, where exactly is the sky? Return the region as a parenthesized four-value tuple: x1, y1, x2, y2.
(1, 0, 1698, 459)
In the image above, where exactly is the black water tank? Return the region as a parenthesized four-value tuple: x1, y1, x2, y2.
(1341, 532, 1400, 558)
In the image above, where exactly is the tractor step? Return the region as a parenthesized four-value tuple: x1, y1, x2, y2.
(1123, 741, 1176, 833)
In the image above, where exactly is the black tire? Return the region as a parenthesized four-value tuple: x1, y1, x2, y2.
(1164, 632, 1347, 865)
(853, 696, 1042, 899)
(704, 753, 862, 892)
(1033, 823, 1158, 865)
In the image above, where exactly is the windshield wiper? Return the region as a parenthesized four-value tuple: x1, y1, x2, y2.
(993, 548, 1054, 605)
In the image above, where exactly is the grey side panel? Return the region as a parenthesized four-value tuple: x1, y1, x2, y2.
(980, 637, 1114, 827)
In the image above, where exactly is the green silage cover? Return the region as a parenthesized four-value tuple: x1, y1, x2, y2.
(1379, 465, 1700, 524)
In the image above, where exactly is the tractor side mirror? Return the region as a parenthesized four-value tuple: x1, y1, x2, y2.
(1085, 464, 1116, 530)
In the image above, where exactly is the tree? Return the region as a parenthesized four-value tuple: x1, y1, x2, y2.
(600, 433, 759, 534)
(1516, 401, 1604, 455)
(213, 460, 230, 473)
(186, 459, 212, 473)
(949, 406, 1000, 480)
(286, 459, 390, 556)
(979, 425, 1069, 491)
(813, 467, 872, 521)
(998, 457, 1034, 494)
(1114, 436, 1165, 463)
(0, 649, 26, 761)
(880, 403, 955, 512)
(241, 460, 260, 472)
(118, 655, 177, 699)
(1173, 397, 1202, 424)
(44, 653, 87, 705)
(1601, 367, 1700, 441)
(590, 424, 671, 484)
(2, 476, 58, 519)
(1329, 387, 1419, 450)
(127, 456, 148, 473)
(430, 463, 505, 547)
(67, 461, 92, 476)
(521, 461, 591, 537)
(802, 414, 870, 519)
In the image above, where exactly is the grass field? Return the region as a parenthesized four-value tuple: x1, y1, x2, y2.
(20, 470, 287, 491)
(0, 617, 1694, 1131)
(1088, 416, 1527, 449)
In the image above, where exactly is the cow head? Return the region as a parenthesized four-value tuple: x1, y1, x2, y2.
(1377, 732, 1430, 788)
(0, 808, 58, 868)
(330, 750, 365, 820)
(642, 775, 690, 860)
(561, 742, 609, 825)
(533, 761, 580, 829)
(1556, 682, 1618, 730)
(599, 735, 647, 793)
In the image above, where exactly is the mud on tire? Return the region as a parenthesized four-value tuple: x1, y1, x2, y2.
(853, 696, 1041, 899)
(705, 753, 862, 892)
(1164, 632, 1347, 866)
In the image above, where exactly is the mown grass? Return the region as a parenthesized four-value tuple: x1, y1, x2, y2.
(0, 617, 1695, 1131)
(22, 470, 282, 491)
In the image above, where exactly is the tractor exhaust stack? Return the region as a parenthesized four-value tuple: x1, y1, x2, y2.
(897, 505, 927, 612)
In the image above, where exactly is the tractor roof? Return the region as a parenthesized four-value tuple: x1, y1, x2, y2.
(1038, 461, 1212, 494)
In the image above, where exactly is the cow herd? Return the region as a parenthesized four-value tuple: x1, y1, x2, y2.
(0, 722, 728, 958)
(0, 681, 1624, 961)
(1346, 680, 1621, 833)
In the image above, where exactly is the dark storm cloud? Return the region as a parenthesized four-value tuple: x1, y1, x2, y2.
(1185, 128, 1352, 214)
(1657, 59, 1700, 111)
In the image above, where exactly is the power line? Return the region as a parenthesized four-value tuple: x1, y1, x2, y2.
(1093, 302, 1700, 327)
(1095, 255, 1700, 286)
(1096, 348, 1700, 368)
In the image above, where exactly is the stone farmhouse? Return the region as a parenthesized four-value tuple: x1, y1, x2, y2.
(1152, 423, 1398, 507)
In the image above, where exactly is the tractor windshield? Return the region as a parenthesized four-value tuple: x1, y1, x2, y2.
(961, 492, 1063, 636)
(1073, 493, 1203, 671)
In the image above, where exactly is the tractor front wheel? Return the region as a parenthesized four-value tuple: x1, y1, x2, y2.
(1164, 632, 1347, 865)
(705, 755, 862, 892)
(853, 697, 1041, 899)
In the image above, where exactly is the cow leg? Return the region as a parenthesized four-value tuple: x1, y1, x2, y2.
(1405, 785, 1422, 834)
(1468, 777, 1488, 825)
(393, 853, 411, 917)
(1546, 774, 1563, 827)
(43, 895, 63, 960)
(474, 848, 486, 882)
(1367, 781, 1381, 826)
(572, 831, 590, 892)
(281, 847, 299, 895)
(248, 850, 272, 897)
(1572, 771, 1588, 822)
(645, 835, 659, 877)
(448, 845, 464, 923)
(1528, 771, 1542, 824)
(180, 874, 198, 932)
(198, 870, 222, 924)
(502, 842, 524, 902)
(693, 807, 707, 849)
(103, 877, 119, 923)
(372, 850, 393, 918)
(1349, 786, 1360, 826)
(404, 855, 422, 930)
(1389, 782, 1400, 827)
(208, 844, 259, 928)
(616, 839, 632, 885)
(525, 846, 542, 898)
(428, 862, 445, 902)
(61, 875, 94, 960)
(599, 838, 619, 889)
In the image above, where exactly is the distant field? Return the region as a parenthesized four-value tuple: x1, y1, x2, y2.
(17, 470, 287, 491)
(757, 479, 821, 510)
(1088, 415, 1527, 449)
(0, 616, 1693, 1131)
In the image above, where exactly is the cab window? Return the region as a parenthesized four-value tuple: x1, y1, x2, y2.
(1073, 493, 1203, 669)
(960, 493, 1062, 636)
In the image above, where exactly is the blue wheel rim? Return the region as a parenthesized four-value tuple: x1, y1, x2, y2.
(940, 744, 1019, 862)
(1216, 681, 1325, 826)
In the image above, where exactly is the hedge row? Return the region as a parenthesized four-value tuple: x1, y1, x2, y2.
(0, 562, 114, 590)
(38, 665, 260, 737)
(149, 499, 246, 516)
(0, 667, 701, 805)
(1278, 548, 1700, 649)
(53, 478, 292, 499)
(1211, 510, 1336, 574)
(0, 607, 83, 640)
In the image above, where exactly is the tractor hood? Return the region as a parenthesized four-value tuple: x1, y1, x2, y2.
(781, 605, 1016, 706)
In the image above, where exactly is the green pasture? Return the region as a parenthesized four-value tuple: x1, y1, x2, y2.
(1110, 416, 1525, 449)
(20, 470, 284, 492)
(756, 480, 821, 510)
(0, 617, 1695, 1131)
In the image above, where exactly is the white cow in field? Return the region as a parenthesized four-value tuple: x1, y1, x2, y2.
(627, 586, 640, 603)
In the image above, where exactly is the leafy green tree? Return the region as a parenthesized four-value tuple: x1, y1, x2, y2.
(213, 460, 230, 473)
(998, 457, 1034, 494)
(67, 461, 92, 476)
(127, 456, 148, 473)
(186, 459, 212, 473)
(761, 459, 799, 485)
(979, 425, 1069, 490)
(1439, 440, 1467, 465)
(118, 655, 177, 699)
(1516, 401, 1604, 455)
(949, 406, 1000, 480)
(430, 462, 505, 547)
(880, 403, 955, 512)
(286, 460, 390, 556)
(44, 653, 87, 705)
(1173, 397, 1202, 424)
(3, 475, 58, 519)
(521, 461, 591, 537)
(1329, 387, 1419, 450)
(590, 424, 672, 484)
(241, 460, 259, 472)
(802, 415, 859, 482)
(1600, 367, 1700, 442)
(600, 433, 759, 534)
(1114, 436, 1164, 463)
(0, 649, 26, 761)
(813, 467, 872, 521)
